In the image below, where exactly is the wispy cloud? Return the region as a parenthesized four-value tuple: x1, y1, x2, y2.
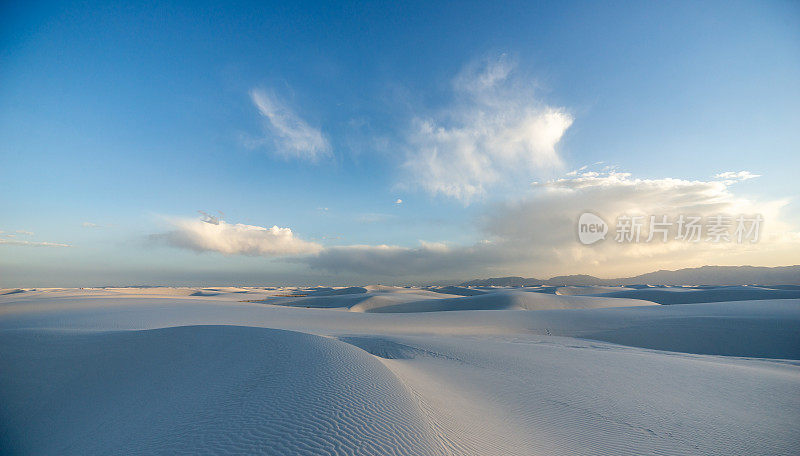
(402, 54, 573, 202)
(151, 216, 322, 256)
(0, 239, 71, 247)
(714, 171, 761, 184)
(1, 228, 70, 247)
(248, 89, 331, 161)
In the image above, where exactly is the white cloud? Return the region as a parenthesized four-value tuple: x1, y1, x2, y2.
(0, 239, 70, 247)
(484, 170, 797, 276)
(152, 217, 322, 256)
(714, 171, 761, 184)
(526, 170, 766, 215)
(402, 55, 573, 202)
(249, 89, 331, 161)
(15, 230, 34, 236)
(141, 170, 794, 279)
(453, 53, 516, 93)
(301, 169, 799, 278)
(395, 198, 403, 205)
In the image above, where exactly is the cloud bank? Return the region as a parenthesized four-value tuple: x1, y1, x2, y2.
(484, 169, 796, 276)
(150, 168, 798, 280)
(402, 55, 573, 202)
(494, 169, 781, 238)
(299, 169, 799, 278)
(249, 89, 331, 161)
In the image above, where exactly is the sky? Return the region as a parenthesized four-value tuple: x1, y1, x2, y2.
(1, 0, 799, 286)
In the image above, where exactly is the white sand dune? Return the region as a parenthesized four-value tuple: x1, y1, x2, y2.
(1, 293, 798, 359)
(555, 285, 636, 295)
(258, 287, 652, 312)
(357, 290, 653, 313)
(361, 335, 799, 456)
(265, 291, 455, 310)
(262, 287, 463, 310)
(0, 326, 449, 455)
(305, 286, 368, 296)
(554, 299, 800, 359)
(589, 285, 800, 304)
(425, 286, 488, 296)
(1, 286, 798, 455)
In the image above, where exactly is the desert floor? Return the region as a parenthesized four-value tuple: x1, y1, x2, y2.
(1, 284, 799, 455)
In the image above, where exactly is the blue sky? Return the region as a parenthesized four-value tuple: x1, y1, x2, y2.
(2, 0, 799, 286)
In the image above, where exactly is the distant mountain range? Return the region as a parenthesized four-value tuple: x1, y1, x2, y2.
(460, 265, 800, 287)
